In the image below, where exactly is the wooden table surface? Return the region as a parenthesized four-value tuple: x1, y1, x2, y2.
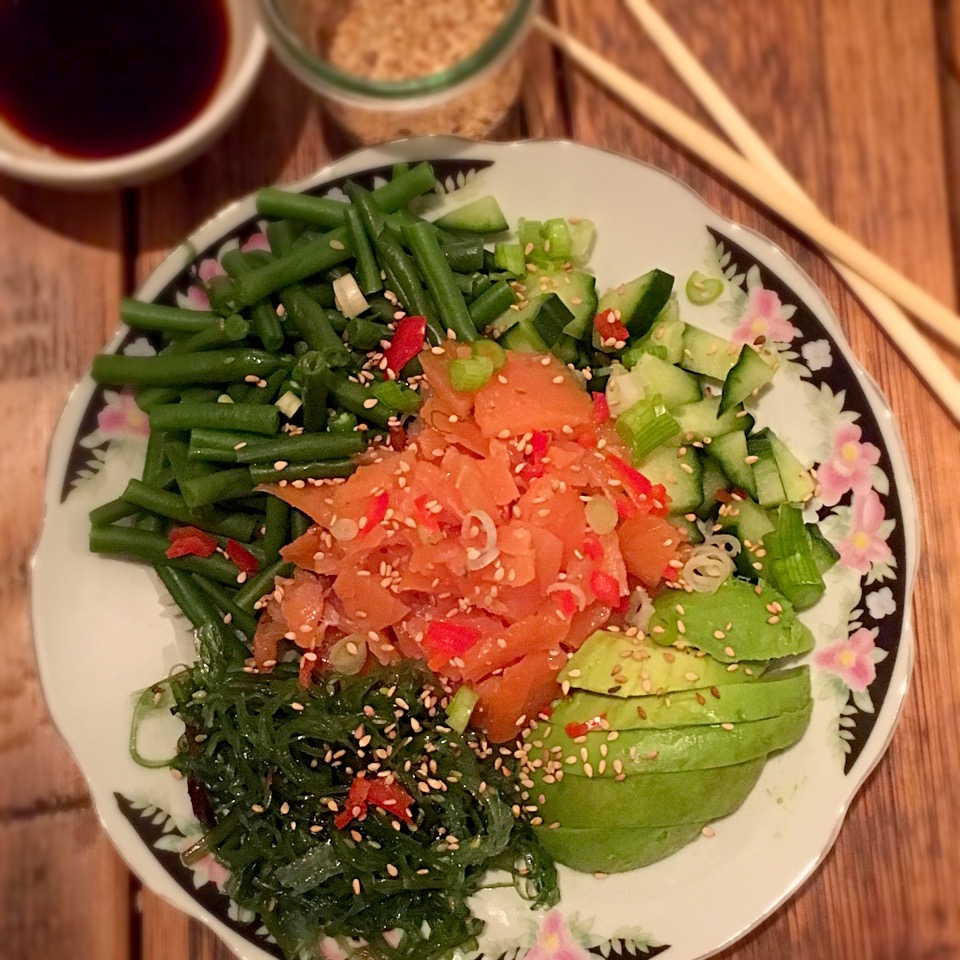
(3, 2, 959, 958)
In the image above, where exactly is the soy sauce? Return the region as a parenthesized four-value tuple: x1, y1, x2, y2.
(0, 0, 229, 159)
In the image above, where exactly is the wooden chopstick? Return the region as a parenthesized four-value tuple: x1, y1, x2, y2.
(623, 0, 960, 422)
(534, 15, 960, 355)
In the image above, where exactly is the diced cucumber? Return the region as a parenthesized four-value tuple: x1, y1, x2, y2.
(597, 268, 675, 338)
(485, 267, 596, 342)
(533, 294, 575, 348)
(717, 495, 775, 581)
(720, 345, 776, 413)
(747, 435, 786, 508)
(675, 395, 751, 444)
(637, 443, 704, 515)
(631, 352, 702, 410)
(680, 325, 742, 380)
(500, 317, 548, 353)
(569, 219, 597, 262)
(621, 297, 686, 367)
(696, 453, 730, 520)
(768, 430, 816, 504)
(668, 512, 705, 545)
(434, 195, 508, 234)
(706, 431, 756, 500)
(807, 522, 840, 575)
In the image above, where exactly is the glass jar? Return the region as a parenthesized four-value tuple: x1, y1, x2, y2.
(258, 0, 540, 144)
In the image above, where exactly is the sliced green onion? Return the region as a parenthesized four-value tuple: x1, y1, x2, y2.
(494, 242, 525, 276)
(472, 338, 507, 369)
(584, 496, 619, 535)
(614, 393, 680, 463)
(449, 356, 494, 392)
(446, 685, 479, 733)
(569, 218, 597, 261)
(542, 218, 572, 260)
(332, 273, 369, 319)
(685, 271, 724, 306)
(328, 635, 367, 675)
(371, 379, 422, 414)
(275, 390, 302, 418)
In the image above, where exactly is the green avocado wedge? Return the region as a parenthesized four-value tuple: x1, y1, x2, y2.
(560, 630, 766, 698)
(547, 667, 811, 731)
(529, 701, 812, 775)
(647, 578, 814, 662)
(531, 757, 765, 829)
(534, 821, 706, 873)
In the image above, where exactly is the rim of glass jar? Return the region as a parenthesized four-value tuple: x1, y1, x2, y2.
(259, 0, 539, 103)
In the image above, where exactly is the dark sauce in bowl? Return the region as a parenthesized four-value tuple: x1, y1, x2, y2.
(0, 0, 229, 159)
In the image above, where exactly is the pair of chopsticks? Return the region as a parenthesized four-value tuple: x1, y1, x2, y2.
(536, 3, 960, 423)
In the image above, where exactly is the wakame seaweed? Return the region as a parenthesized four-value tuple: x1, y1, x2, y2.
(164, 627, 559, 960)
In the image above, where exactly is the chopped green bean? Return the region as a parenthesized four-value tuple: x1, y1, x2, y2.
(249, 458, 357, 484)
(370, 161, 437, 212)
(296, 351, 329, 433)
(441, 237, 485, 273)
(373, 232, 443, 342)
(289, 509, 312, 540)
(266, 219, 306, 257)
(469, 280, 516, 329)
(142, 427, 168, 486)
(92, 349, 286, 387)
(261, 496, 290, 566)
(323, 371, 396, 427)
(90, 525, 242, 585)
(157, 314, 250, 355)
(149, 402, 279, 436)
(188, 428, 268, 463)
(235, 228, 352, 306)
(193, 576, 259, 638)
(235, 431, 365, 464)
(88, 498, 140, 527)
(344, 204, 382, 297)
(403, 220, 477, 342)
(165, 438, 219, 488)
(120, 298, 219, 334)
(121, 479, 258, 541)
(180, 468, 255, 509)
(233, 559, 294, 612)
(221, 249, 285, 352)
(257, 189, 349, 228)
(280, 286, 352, 367)
(344, 317, 389, 351)
(344, 181, 386, 240)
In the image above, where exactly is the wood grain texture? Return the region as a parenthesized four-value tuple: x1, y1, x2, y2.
(554, 1, 960, 957)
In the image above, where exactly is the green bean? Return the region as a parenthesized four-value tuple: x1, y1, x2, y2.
(120, 298, 220, 334)
(266, 218, 306, 256)
(302, 281, 336, 308)
(235, 228, 352, 306)
(165, 438, 219, 489)
(250, 458, 357, 484)
(181, 467, 255, 509)
(261, 496, 290, 566)
(154, 566, 249, 664)
(370, 161, 437, 212)
(188, 428, 268, 463)
(403, 220, 477, 342)
(328, 410, 358, 433)
(344, 181, 386, 240)
(280, 286, 352, 366)
(178, 387, 223, 404)
(136, 387, 180, 411)
(343, 204, 382, 296)
(90, 526, 242, 585)
(221, 249, 285, 352)
(373, 232, 443, 341)
(244, 368, 287, 406)
(92, 349, 286, 387)
(344, 317, 389, 351)
(235, 431, 365, 464)
(88, 498, 139, 527)
(257, 189, 349, 228)
(322, 371, 396, 428)
(224, 382, 253, 403)
(296, 351, 329, 433)
(290, 509, 312, 540)
(142, 427, 168, 486)
(193, 576, 259, 638)
(469, 280, 516, 329)
(121, 479, 258, 541)
(364, 296, 398, 324)
(161, 314, 249, 356)
(391, 161, 410, 180)
(234, 559, 294, 612)
(149, 402, 279, 436)
(205, 275, 243, 316)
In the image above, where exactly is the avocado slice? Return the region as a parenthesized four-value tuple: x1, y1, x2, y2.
(647, 578, 815, 662)
(534, 822, 705, 873)
(531, 757, 765, 829)
(560, 630, 767, 698)
(531, 701, 812, 776)
(547, 666, 811, 731)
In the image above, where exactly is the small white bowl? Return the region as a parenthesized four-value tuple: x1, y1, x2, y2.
(0, 0, 268, 190)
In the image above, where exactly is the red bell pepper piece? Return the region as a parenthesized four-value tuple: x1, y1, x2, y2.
(593, 308, 629, 344)
(589, 569, 621, 606)
(564, 713, 606, 739)
(520, 430, 550, 481)
(592, 391, 610, 423)
(360, 491, 390, 537)
(608, 454, 653, 496)
(384, 315, 427, 377)
(582, 534, 604, 562)
(166, 526, 218, 559)
(335, 775, 415, 829)
(225, 539, 260, 575)
(554, 589, 579, 619)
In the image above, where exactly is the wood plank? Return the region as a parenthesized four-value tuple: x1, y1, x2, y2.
(554, 1, 960, 958)
(0, 807, 130, 960)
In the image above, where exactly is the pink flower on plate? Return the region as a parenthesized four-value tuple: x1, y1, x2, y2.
(178, 837, 231, 890)
(731, 285, 799, 346)
(815, 627, 879, 691)
(181, 284, 211, 310)
(836, 489, 893, 574)
(817, 422, 881, 507)
(97, 390, 150, 439)
(524, 911, 590, 960)
(198, 256, 226, 282)
(242, 232, 271, 253)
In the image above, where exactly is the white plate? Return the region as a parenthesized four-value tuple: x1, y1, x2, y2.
(31, 138, 918, 960)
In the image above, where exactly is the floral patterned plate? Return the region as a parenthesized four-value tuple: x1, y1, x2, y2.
(31, 138, 917, 960)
